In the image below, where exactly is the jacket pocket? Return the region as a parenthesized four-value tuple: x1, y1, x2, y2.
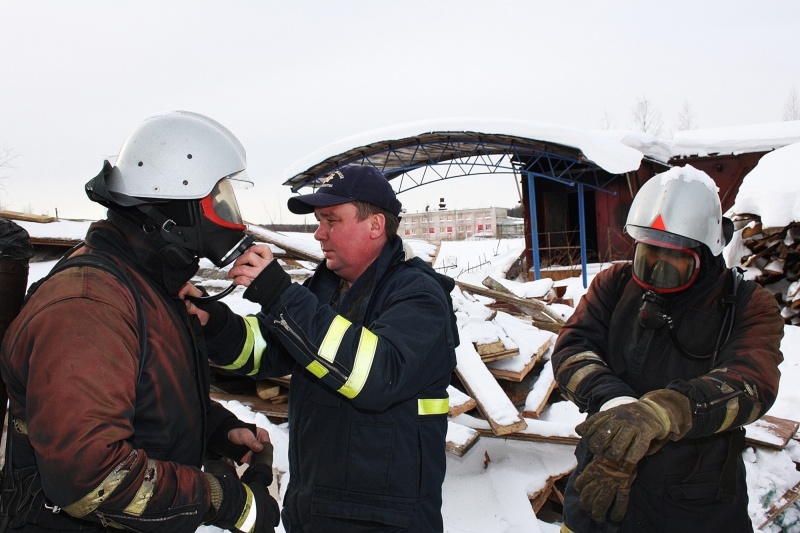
(347, 422, 394, 492)
(667, 469, 721, 501)
(312, 485, 413, 529)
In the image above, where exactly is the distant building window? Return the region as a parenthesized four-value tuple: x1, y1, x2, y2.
(429, 227, 435, 234)
(447, 226, 453, 233)
(486, 224, 492, 230)
(404, 229, 411, 235)
(477, 224, 484, 231)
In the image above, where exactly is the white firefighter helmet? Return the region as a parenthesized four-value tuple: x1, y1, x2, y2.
(625, 165, 725, 255)
(106, 110, 251, 200)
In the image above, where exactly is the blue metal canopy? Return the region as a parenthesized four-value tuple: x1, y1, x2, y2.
(282, 126, 641, 288)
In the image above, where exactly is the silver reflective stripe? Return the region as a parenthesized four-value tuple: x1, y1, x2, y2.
(63, 452, 136, 518)
(123, 459, 157, 516)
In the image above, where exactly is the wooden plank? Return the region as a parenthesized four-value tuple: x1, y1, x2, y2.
(455, 343, 527, 436)
(521, 378, 557, 419)
(487, 336, 552, 382)
(247, 227, 323, 263)
(0, 210, 57, 223)
(446, 422, 481, 457)
(759, 480, 800, 529)
(210, 391, 289, 419)
(529, 472, 571, 513)
(455, 280, 563, 333)
(448, 385, 477, 417)
(475, 428, 579, 446)
(449, 397, 477, 417)
(256, 382, 280, 400)
(745, 415, 800, 450)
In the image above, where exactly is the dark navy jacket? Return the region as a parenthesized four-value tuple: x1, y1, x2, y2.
(205, 236, 458, 532)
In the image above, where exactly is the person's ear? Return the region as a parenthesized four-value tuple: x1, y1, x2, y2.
(370, 213, 385, 237)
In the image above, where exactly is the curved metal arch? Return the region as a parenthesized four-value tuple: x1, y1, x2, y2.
(283, 129, 634, 289)
(284, 132, 621, 194)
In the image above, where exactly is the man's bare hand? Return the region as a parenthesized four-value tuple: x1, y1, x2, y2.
(178, 283, 210, 326)
(228, 244, 274, 287)
(228, 426, 272, 464)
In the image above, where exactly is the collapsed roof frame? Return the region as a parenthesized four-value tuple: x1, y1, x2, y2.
(283, 131, 627, 287)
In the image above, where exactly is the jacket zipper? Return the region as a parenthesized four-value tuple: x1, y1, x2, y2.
(274, 313, 349, 382)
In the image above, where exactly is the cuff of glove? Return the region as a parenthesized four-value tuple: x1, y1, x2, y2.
(208, 419, 258, 463)
(599, 396, 638, 412)
(243, 260, 292, 311)
(641, 389, 693, 440)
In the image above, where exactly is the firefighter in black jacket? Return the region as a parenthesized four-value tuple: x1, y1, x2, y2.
(184, 165, 459, 532)
(552, 165, 783, 532)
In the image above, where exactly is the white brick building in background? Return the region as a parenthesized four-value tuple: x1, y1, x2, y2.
(400, 199, 522, 242)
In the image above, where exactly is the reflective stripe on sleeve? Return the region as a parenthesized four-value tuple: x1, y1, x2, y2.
(418, 398, 449, 415)
(338, 327, 377, 399)
(318, 315, 351, 363)
(306, 360, 329, 379)
(220, 316, 265, 375)
(63, 453, 135, 517)
(236, 484, 257, 533)
(123, 459, 157, 516)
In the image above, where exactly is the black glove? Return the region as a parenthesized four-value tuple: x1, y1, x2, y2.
(205, 465, 280, 533)
(574, 455, 637, 523)
(576, 389, 693, 464)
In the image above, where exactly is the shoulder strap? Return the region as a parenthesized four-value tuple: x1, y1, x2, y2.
(25, 246, 148, 383)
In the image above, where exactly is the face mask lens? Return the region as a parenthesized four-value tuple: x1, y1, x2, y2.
(632, 241, 699, 292)
(201, 178, 245, 230)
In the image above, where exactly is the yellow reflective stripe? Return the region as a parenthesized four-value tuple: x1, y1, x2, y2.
(246, 316, 267, 376)
(236, 484, 257, 533)
(307, 360, 329, 378)
(338, 327, 377, 399)
(221, 317, 257, 371)
(319, 315, 351, 363)
(123, 459, 157, 516)
(418, 398, 449, 415)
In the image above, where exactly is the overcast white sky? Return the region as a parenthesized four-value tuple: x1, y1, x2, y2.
(1, 0, 799, 224)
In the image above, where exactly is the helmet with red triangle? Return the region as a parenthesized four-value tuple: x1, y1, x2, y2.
(625, 165, 725, 255)
(625, 165, 726, 292)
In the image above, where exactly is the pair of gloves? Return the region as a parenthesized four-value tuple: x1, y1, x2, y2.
(574, 388, 693, 524)
(205, 443, 281, 533)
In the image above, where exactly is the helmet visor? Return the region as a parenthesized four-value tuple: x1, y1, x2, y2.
(200, 176, 246, 230)
(632, 239, 700, 293)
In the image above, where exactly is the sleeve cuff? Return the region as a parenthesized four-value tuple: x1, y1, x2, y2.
(243, 260, 292, 311)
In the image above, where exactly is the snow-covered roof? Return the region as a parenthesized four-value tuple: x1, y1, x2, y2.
(283, 118, 646, 187)
(671, 120, 800, 158)
(729, 141, 800, 227)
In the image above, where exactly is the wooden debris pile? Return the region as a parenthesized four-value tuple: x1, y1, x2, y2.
(731, 215, 800, 324)
(205, 227, 800, 521)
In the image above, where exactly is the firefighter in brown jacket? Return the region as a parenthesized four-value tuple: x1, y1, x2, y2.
(552, 166, 784, 532)
(0, 111, 279, 532)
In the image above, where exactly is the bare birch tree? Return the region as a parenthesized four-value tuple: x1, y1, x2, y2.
(784, 88, 800, 121)
(631, 95, 663, 137)
(674, 99, 699, 132)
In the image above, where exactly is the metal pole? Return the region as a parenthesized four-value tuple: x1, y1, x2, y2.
(526, 172, 541, 280)
(578, 183, 588, 288)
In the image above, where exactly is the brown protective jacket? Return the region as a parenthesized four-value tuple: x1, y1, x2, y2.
(552, 260, 784, 532)
(0, 219, 242, 532)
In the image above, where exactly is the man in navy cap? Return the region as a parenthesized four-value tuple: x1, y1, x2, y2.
(184, 165, 459, 532)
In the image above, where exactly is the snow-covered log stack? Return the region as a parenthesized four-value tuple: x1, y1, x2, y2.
(728, 214, 800, 325)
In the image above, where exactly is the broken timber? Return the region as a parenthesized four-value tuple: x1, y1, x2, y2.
(759, 480, 800, 529)
(455, 343, 527, 436)
(455, 280, 564, 333)
(745, 415, 800, 450)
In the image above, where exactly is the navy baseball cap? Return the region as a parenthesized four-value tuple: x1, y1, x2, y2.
(287, 165, 402, 217)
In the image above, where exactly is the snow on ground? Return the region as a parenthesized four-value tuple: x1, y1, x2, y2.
(20, 222, 800, 532)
